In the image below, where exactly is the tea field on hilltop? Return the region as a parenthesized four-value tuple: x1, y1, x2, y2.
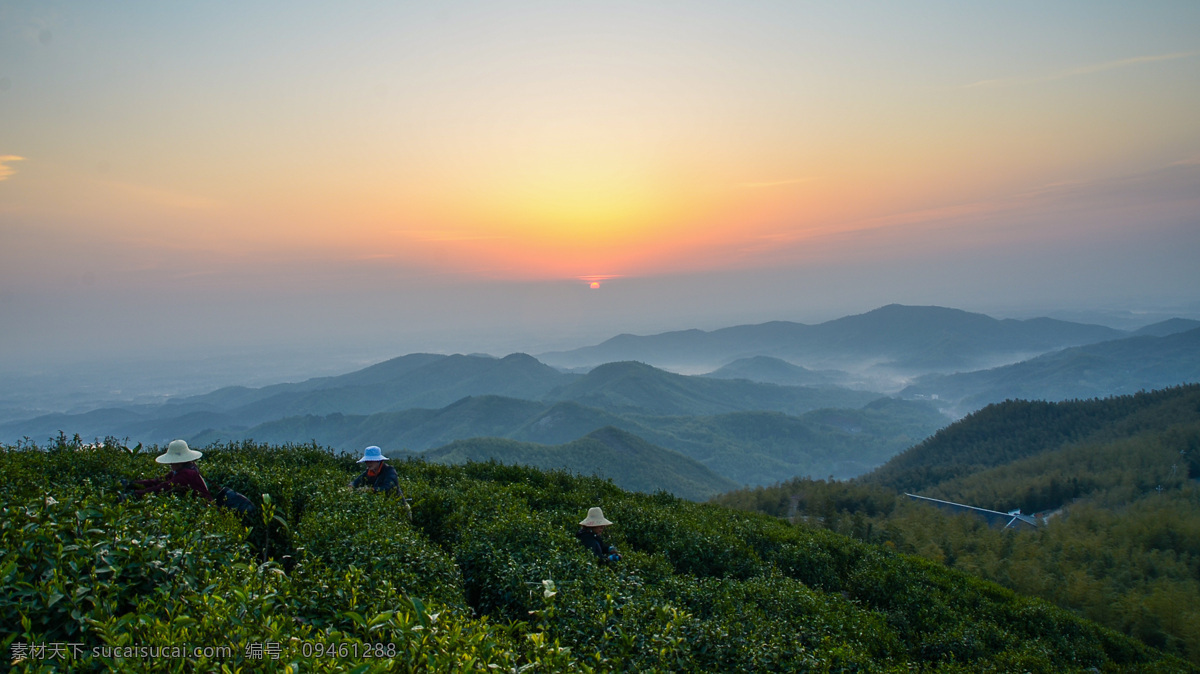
(2, 437, 1191, 672)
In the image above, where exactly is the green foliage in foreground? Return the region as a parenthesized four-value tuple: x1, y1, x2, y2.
(3, 438, 1190, 672)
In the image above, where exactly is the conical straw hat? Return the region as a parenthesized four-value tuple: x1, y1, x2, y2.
(579, 507, 612, 527)
(156, 439, 203, 464)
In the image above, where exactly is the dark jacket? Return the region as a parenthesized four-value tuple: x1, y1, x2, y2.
(351, 463, 402, 495)
(576, 528, 612, 562)
(133, 463, 212, 500)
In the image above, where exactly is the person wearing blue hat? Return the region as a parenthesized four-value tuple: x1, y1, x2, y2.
(350, 445, 401, 495)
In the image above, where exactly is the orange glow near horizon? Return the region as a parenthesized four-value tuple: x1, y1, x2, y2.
(5, 2, 1197, 293)
(28, 133, 1186, 288)
(580, 275, 617, 290)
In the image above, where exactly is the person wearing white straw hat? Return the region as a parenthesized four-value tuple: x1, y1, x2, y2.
(350, 445, 402, 495)
(129, 440, 212, 500)
(576, 507, 620, 563)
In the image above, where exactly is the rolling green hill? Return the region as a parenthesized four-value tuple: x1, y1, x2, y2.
(548, 360, 877, 416)
(188, 393, 948, 489)
(2, 438, 1188, 672)
(702, 355, 846, 387)
(423, 426, 739, 501)
(191, 396, 550, 455)
(624, 397, 947, 484)
(510, 400, 636, 445)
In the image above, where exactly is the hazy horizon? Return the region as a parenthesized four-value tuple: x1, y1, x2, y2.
(3, 2, 1199, 400)
(3, 298, 1196, 422)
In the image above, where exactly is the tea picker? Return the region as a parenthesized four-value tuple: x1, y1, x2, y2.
(576, 507, 621, 563)
(122, 440, 212, 501)
(350, 445, 412, 519)
(118, 440, 256, 515)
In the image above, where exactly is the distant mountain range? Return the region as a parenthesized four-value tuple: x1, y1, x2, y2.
(4, 355, 877, 447)
(3, 350, 937, 487)
(537, 304, 1129, 380)
(5, 304, 1197, 495)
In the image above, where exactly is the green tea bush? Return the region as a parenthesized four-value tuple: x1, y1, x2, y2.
(295, 489, 464, 608)
(424, 481, 599, 619)
(2, 440, 1192, 672)
(617, 501, 766, 580)
(1, 485, 249, 643)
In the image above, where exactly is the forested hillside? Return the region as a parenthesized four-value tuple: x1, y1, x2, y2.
(714, 385, 1200, 664)
(863, 384, 1200, 494)
(3, 438, 1187, 672)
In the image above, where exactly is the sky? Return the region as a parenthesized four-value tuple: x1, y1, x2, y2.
(2, 1, 1199, 380)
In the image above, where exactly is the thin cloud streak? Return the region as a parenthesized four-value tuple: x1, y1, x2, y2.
(965, 51, 1199, 88)
(0, 155, 26, 181)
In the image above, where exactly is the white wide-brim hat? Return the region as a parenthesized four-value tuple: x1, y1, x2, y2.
(579, 507, 612, 527)
(156, 439, 203, 464)
(358, 445, 388, 463)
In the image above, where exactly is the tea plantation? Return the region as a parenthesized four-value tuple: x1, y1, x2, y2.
(2, 438, 1191, 672)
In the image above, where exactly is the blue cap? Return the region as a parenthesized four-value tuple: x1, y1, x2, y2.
(357, 445, 388, 463)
